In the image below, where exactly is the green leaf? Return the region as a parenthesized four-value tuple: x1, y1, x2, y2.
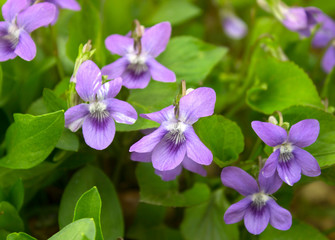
(0, 111, 64, 169)
(136, 163, 210, 207)
(157, 36, 227, 85)
(282, 106, 335, 168)
(49, 218, 96, 240)
(8, 179, 24, 211)
(0, 201, 24, 232)
(7, 232, 37, 240)
(55, 128, 80, 152)
(247, 57, 323, 114)
(43, 88, 67, 113)
(59, 166, 123, 240)
(145, 0, 201, 26)
(180, 189, 239, 240)
(117, 81, 178, 131)
(194, 115, 244, 167)
(260, 220, 327, 240)
(321, 67, 335, 108)
(73, 187, 103, 240)
(0, 64, 3, 100)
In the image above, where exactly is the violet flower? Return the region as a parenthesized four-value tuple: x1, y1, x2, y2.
(222, 167, 291, 235)
(101, 22, 176, 89)
(129, 87, 216, 181)
(312, 13, 335, 48)
(322, 45, 335, 73)
(0, 0, 56, 61)
(65, 60, 137, 150)
(30, 0, 81, 24)
(222, 14, 248, 40)
(252, 119, 321, 186)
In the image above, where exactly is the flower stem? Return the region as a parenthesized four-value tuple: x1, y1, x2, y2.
(50, 26, 65, 81)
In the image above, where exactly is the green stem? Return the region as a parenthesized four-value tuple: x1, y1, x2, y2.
(50, 26, 65, 80)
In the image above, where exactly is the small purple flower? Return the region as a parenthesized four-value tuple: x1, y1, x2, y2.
(322, 45, 335, 73)
(222, 167, 292, 235)
(252, 119, 321, 186)
(312, 13, 335, 48)
(0, 0, 56, 61)
(30, 0, 81, 24)
(222, 14, 248, 40)
(101, 22, 176, 89)
(65, 60, 137, 150)
(129, 87, 216, 181)
(280, 6, 321, 37)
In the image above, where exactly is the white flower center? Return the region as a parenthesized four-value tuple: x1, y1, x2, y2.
(275, 142, 294, 162)
(89, 101, 109, 121)
(3, 23, 21, 48)
(165, 121, 188, 144)
(126, 48, 148, 75)
(251, 192, 270, 209)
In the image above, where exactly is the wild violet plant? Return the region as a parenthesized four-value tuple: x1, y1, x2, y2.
(1, 0, 335, 239)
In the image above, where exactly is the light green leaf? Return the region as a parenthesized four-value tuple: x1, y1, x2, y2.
(282, 106, 335, 168)
(49, 218, 96, 240)
(136, 163, 210, 207)
(181, 189, 239, 240)
(0, 111, 64, 169)
(0, 202, 24, 232)
(8, 179, 24, 211)
(157, 36, 227, 85)
(117, 81, 178, 131)
(260, 220, 327, 240)
(7, 232, 37, 240)
(247, 57, 323, 114)
(73, 187, 103, 240)
(145, 0, 201, 26)
(59, 166, 123, 240)
(194, 115, 244, 167)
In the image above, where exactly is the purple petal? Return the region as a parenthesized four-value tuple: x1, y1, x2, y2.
(267, 199, 292, 231)
(312, 13, 335, 48)
(151, 136, 186, 171)
(293, 147, 321, 177)
(244, 205, 270, 235)
(178, 87, 216, 124)
(129, 126, 167, 153)
(142, 22, 171, 57)
(221, 167, 259, 196)
(2, 0, 30, 22)
(155, 165, 183, 181)
(322, 45, 335, 73)
(182, 156, 207, 176)
(105, 34, 133, 56)
(259, 171, 282, 195)
(251, 121, 287, 147)
(64, 103, 89, 132)
(0, 22, 8, 36)
(121, 68, 151, 89)
(140, 105, 175, 124)
(281, 7, 308, 31)
(288, 119, 320, 148)
(105, 98, 137, 124)
(17, 3, 56, 33)
(0, 38, 16, 62)
(147, 58, 176, 83)
(50, 7, 59, 25)
(14, 30, 36, 61)
(184, 126, 213, 165)
(224, 197, 252, 224)
(222, 15, 248, 40)
(97, 77, 123, 100)
(277, 158, 301, 186)
(82, 116, 115, 150)
(262, 149, 279, 178)
(101, 57, 128, 79)
(49, 0, 81, 10)
(76, 60, 102, 101)
(130, 152, 151, 162)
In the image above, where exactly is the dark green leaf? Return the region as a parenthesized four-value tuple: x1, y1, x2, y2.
(7, 179, 24, 211)
(59, 166, 123, 240)
(43, 88, 67, 112)
(0, 202, 24, 232)
(136, 163, 210, 207)
(55, 129, 79, 152)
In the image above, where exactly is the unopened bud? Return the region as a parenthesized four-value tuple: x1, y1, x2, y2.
(281, 122, 290, 130)
(268, 116, 278, 125)
(186, 88, 194, 95)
